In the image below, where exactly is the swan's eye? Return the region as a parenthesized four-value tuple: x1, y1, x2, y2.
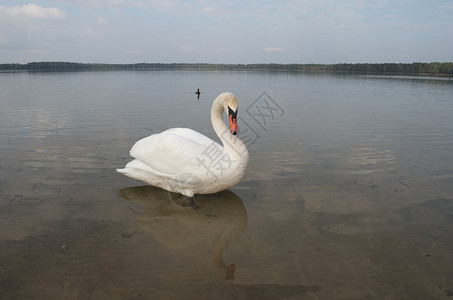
(228, 107, 237, 120)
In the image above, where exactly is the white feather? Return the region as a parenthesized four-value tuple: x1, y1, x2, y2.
(117, 92, 249, 197)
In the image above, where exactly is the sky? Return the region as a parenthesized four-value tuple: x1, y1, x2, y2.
(0, 0, 452, 64)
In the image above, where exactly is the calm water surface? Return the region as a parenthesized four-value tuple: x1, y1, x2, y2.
(1, 71, 452, 299)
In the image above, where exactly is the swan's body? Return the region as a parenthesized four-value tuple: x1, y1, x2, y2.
(117, 92, 249, 197)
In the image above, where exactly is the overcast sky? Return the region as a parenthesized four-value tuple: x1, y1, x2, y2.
(0, 0, 452, 64)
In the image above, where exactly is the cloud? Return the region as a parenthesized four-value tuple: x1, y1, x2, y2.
(264, 47, 285, 53)
(201, 6, 216, 12)
(78, 28, 100, 38)
(180, 46, 194, 52)
(97, 17, 109, 25)
(0, 4, 66, 19)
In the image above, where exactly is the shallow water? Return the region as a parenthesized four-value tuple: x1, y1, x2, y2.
(1, 70, 452, 299)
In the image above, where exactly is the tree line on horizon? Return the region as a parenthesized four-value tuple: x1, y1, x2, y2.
(1, 61, 452, 75)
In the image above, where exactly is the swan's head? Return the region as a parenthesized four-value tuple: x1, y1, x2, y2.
(223, 93, 238, 135)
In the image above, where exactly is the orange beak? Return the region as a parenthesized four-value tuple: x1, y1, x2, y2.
(229, 114, 238, 135)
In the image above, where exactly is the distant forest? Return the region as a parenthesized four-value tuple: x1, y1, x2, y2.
(1, 62, 453, 76)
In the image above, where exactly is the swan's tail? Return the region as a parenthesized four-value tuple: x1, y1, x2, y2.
(116, 159, 151, 182)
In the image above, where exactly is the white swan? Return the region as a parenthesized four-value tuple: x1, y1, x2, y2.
(117, 92, 249, 197)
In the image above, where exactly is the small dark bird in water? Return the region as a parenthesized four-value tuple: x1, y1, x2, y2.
(196, 88, 201, 99)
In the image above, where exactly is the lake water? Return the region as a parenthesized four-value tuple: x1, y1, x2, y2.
(1, 70, 452, 299)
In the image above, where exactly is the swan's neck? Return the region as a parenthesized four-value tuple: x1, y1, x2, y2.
(211, 97, 248, 161)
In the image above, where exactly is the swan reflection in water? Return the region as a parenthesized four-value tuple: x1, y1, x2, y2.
(118, 186, 247, 280)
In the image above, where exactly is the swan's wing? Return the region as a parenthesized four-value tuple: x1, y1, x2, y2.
(163, 128, 215, 147)
(129, 128, 221, 175)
